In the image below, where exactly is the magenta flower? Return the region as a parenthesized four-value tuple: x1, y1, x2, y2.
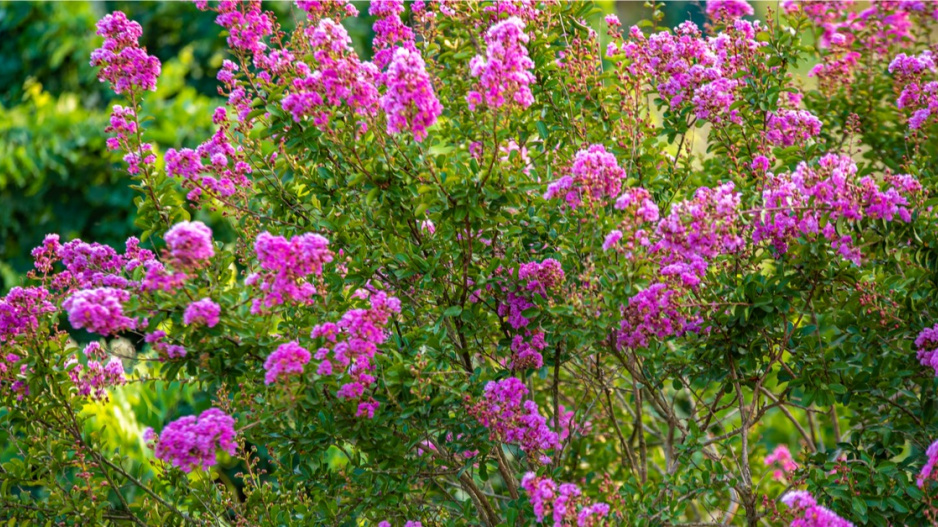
(467, 17, 536, 111)
(63, 288, 136, 336)
(780, 491, 854, 527)
(246, 231, 333, 313)
(264, 341, 312, 385)
(148, 408, 237, 472)
(90, 11, 161, 94)
(164, 221, 214, 267)
(183, 298, 221, 328)
(380, 47, 443, 142)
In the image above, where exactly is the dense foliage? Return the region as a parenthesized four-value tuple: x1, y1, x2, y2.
(5, 1, 938, 526)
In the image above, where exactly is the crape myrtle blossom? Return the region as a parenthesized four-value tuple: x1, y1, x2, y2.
(889, 50, 938, 129)
(281, 18, 379, 131)
(164, 221, 215, 267)
(145, 330, 187, 359)
(766, 109, 823, 147)
(369, 0, 416, 71)
(65, 343, 125, 401)
(165, 127, 254, 202)
(245, 231, 333, 313)
(467, 17, 536, 111)
(379, 47, 443, 142)
(706, 0, 754, 20)
(469, 377, 559, 463)
(63, 288, 136, 336)
(915, 323, 938, 376)
(754, 154, 920, 265)
(603, 188, 659, 257)
(183, 298, 221, 328)
(295, 0, 358, 22)
(145, 408, 237, 472)
(765, 444, 798, 481)
(311, 290, 401, 418)
(0, 287, 56, 343)
(780, 491, 854, 527)
(264, 341, 312, 385)
(521, 473, 611, 527)
(918, 439, 938, 488)
(90, 11, 161, 94)
(544, 145, 627, 209)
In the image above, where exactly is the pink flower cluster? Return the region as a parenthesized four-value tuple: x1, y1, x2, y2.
(544, 145, 626, 209)
(65, 343, 125, 401)
(311, 290, 401, 418)
(612, 20, 764, 125)
(889, 50, 938, 129)
(467, 17, 536, 111)
(521, 473, 611, 527)
(652, 182, 743, 288)
(210, 1, 273, 64)
(295, 0, 358, 22)
(145, 408, 237, 473)
(603, 188, 660, 256)
(90, 11, 161, 94)
(183, 298, 221, 328)
(764, 444, 798, 481)
(164, 221, 215, 268)
(617, 283, 699, 350)
(706, 0, 753, 20)
(469, 377, 558, 463)
(914, 324, 938, 376)
(369, 0, 416, 71)
(282, 19, 380, 130)
(63, 288, 136, 336)
(245, 231, 333, 313)
(755, 154, 919, 265)
(165, 128, 253, 202)
(264, 341, 312, 385)
(380, 47, 442, 142)
(918, 439, 938, 488)
(780, 491, 854, 527)
(766, 109, 823, 147)
(0, 287, 56, 343)
(378, 521, 422, 527)
(145, 330, 187, 359)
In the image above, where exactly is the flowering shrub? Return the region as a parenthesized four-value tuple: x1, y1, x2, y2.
(6, 0, 938, 525)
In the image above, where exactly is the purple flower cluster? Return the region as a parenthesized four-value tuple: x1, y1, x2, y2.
(544, 145, 626, 209)
(164, 221, 215, 268)
(146, 408, 237, 472)
(611, 20, 764, 125)
(766, 109, 823, 147)
(369, 0, 416, 71)
(652, 182, 743, 288)
(66, 343, 125, 401)
(520, 472, 611, 527)
(264, 341, 312, 385)
(603, 188, 659, 257)
(890, 50, 938, 129)
(311, 290, 401, 418)
(246, 232, 333, 313)
(165, 127, 253, 202)
(706, 0, 754, 20)
(90, 11, 161, 95)
(380, 47, 442, 142)
(469, 377, 558, 463)
(467, 17, 536, 111)
(145, 330, 187, 359)
(915, 324, 938, 376)
(617, 283, 699, 350)
(780, 491, 854, 527)
(63, 288, 136, 336)
(919, 440, 938, 488)
(765, 444, 798, 481)
(0, 287, 56, 343)
(755, 154, 919, 265)
(295, 0, 358, 22)
(281, 19, 380, 131)
(209, 1, 273, 63)
(183, 298, 221, 328)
